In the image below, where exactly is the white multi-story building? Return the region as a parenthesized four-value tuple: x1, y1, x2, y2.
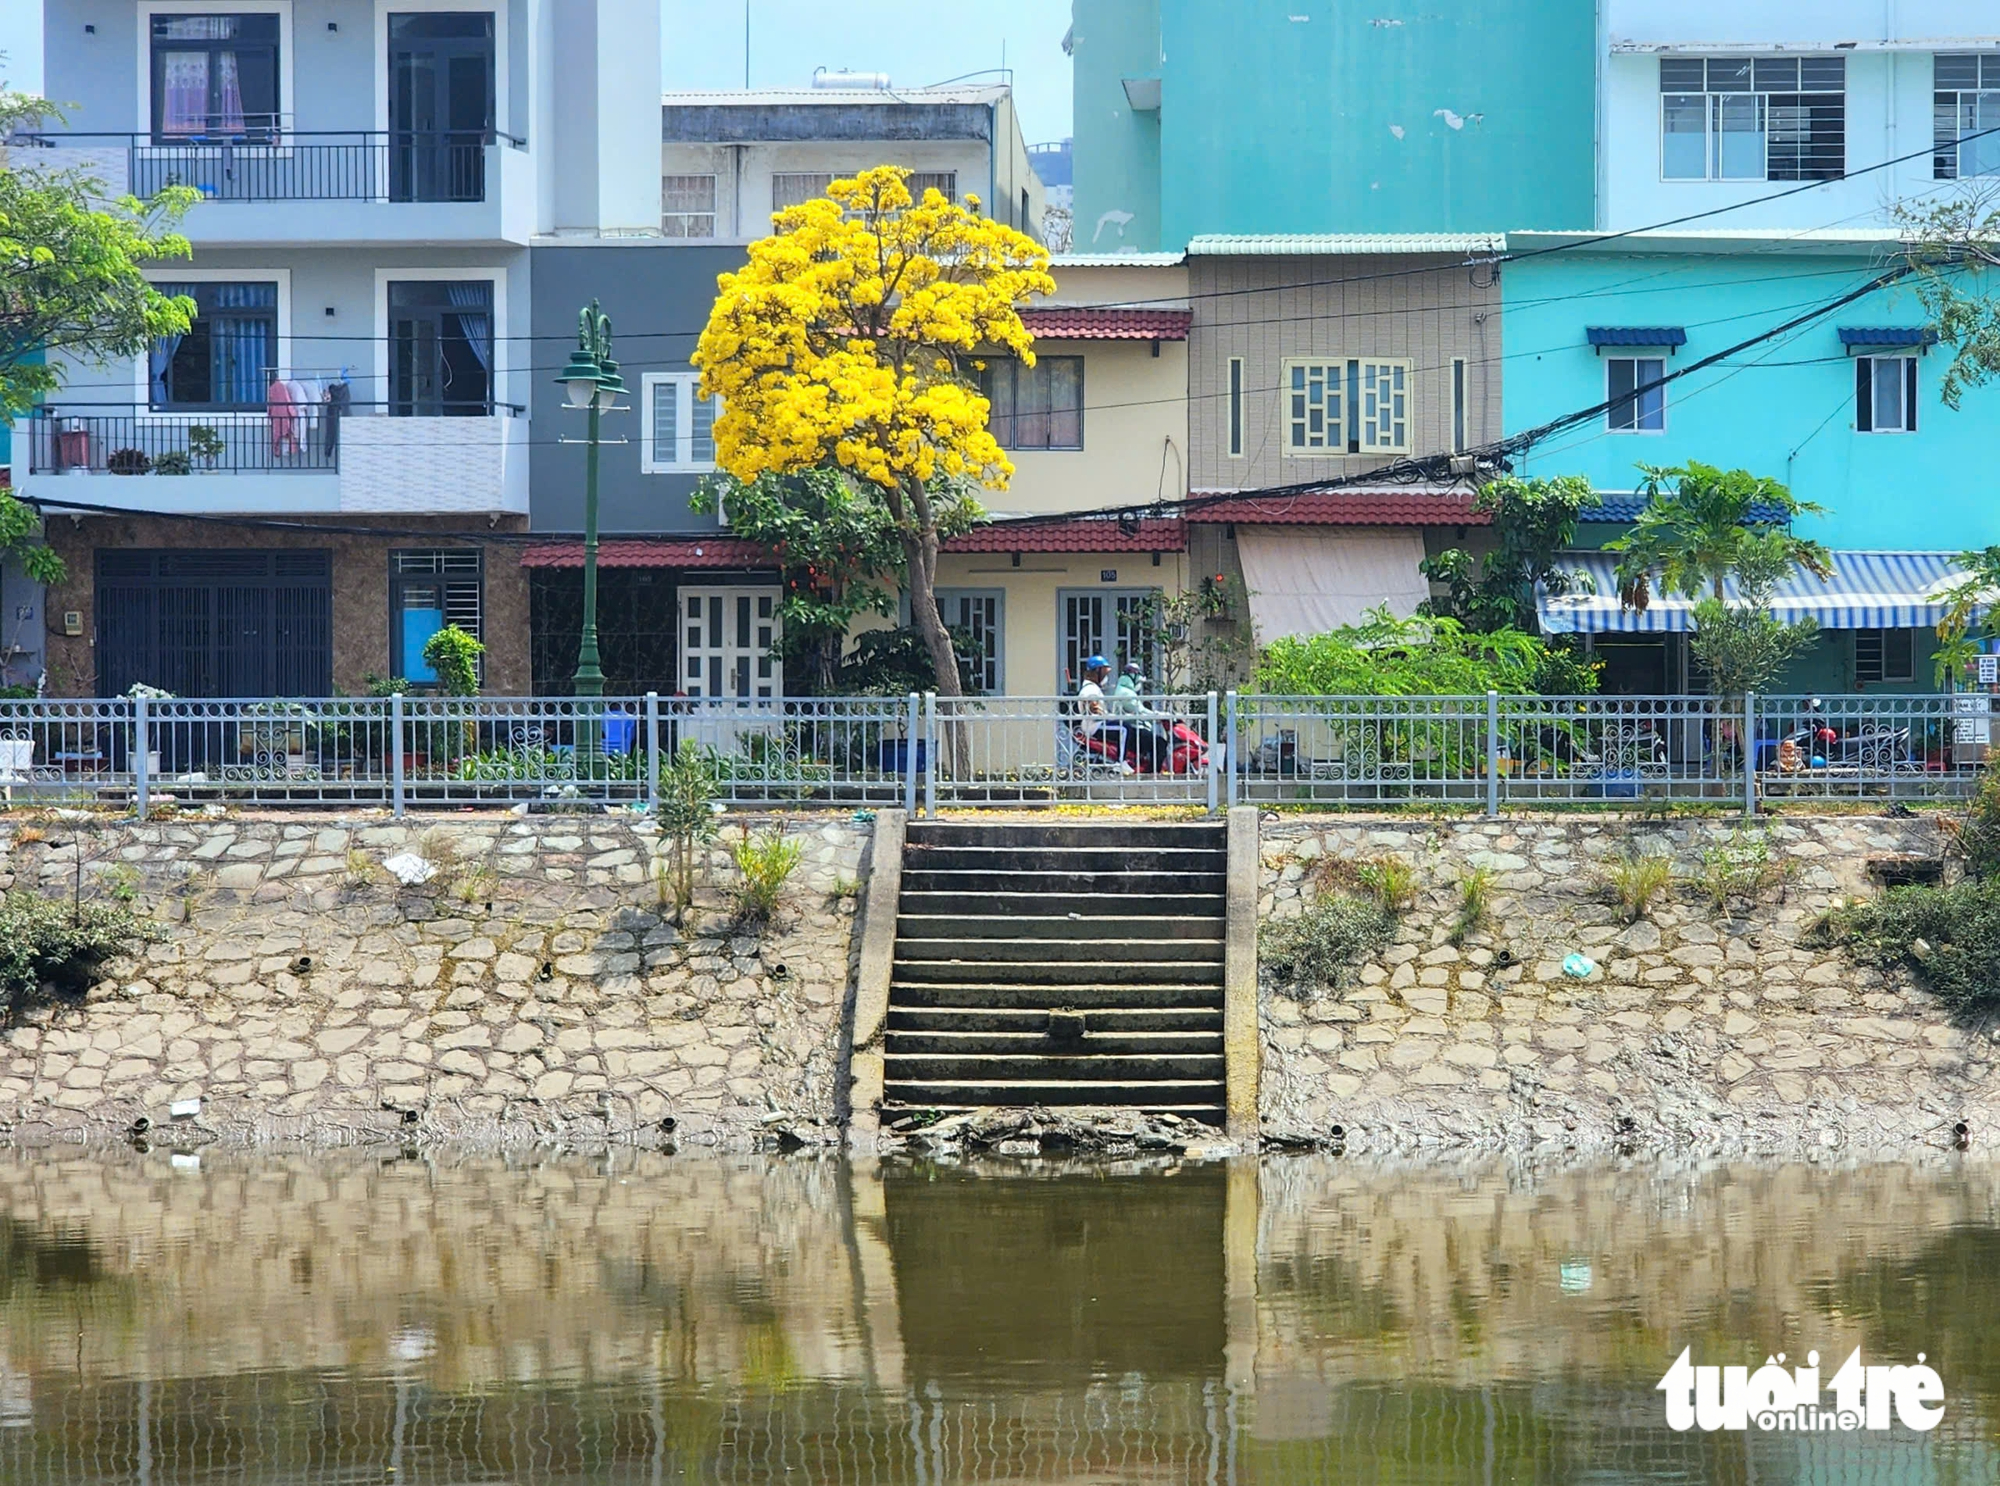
(17, 0, 660, 696)
(1600, 1, 2000, 230)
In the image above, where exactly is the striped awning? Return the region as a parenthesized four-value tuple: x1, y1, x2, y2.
(1536, 550, 1969, 635)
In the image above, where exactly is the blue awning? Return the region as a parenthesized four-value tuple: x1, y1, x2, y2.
(1581, 491, 1790, 524)
(1838, 326, 1938, 349)
(1537, 550, 1969, 635)
(1586, 326, 1687, 348)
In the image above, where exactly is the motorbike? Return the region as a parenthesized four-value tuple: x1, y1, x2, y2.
(1770, 698, 1912, 771)
(1074, 713, 1211, 775)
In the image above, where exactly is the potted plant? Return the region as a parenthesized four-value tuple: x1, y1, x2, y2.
(106, 447, 152, 475)
(152, 450, 192, 475)
(187, 424, 225, 469)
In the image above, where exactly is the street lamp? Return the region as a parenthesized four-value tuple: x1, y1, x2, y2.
(555, 302, 626, 703)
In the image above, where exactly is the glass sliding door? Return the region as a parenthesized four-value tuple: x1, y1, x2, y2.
(388, 13, 493, 202)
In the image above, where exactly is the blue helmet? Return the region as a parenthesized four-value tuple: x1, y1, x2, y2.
(1083, 654, 1110, 670)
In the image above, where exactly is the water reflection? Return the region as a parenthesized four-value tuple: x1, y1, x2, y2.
(0, 1151, 1992, 1483)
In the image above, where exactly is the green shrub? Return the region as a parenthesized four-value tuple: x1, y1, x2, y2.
(732, 829, 803, 922)
(151, 450, 192, 475)
(1605, 853, 1674, 923)
(1696, 829, 1789, 912)
(1451, 866, 1495, 944)
(1819, 879, 2000, 1013)
(657, 743, 720, 915)
(1252, 607, 1595, 697)
(1261, 894, 1398, 996)
(420, 625, 484, 696)
(1355, 855, 1419, 912)
(0, 891, 164, 1018)
(1943, 771, 2000, 882)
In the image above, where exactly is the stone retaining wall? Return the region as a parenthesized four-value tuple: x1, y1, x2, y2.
(1257, 813, 1998, 1155)
(0, 812, 869, 1147)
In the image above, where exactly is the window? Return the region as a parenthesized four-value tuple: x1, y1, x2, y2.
(771, 172, 834, 212)
(150, 13, 280, 140)
(1451, 358, 1467, 451)
(1284, 360, 1343, 453)
(1060, 589, 1160, 690)
(909, 171, 957, 201)
(661, 174, 717, 237)
(390, 550, 483, 685)
(936, 588, 1003, 694)
(1856, 355, 1919, 433)
(388, 280, 493, 416)
(1607, 357, 1666, 433)
(985, 357, 1083, 450)
(1661, 56, 1844, 181)
(1855, 628, 1918, 686)
(641, 372, 719, 472)
(1356, 359, 1410, 453)
(1935, 54, 2000, 179)
(1227, 357, 1244, 457)
(148, 280, 277, 409)
(1284, 358, 1412, 454)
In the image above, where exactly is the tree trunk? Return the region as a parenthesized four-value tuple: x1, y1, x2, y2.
(900, 529, 962, 700)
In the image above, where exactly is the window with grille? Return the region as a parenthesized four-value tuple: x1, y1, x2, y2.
(1855, 628, 1917, 685)
(1660, 55, 1845, 181)
(1356, 359, 1410, 453)
(908, 171, 957, 201)
(937, 588, 1003, 693)
(1059, 589, 1161, 691)
(390, 549, 483, 685)
(1284, 360, 1343, 453)
(150, 13, 281, 140)
(1855, 356, 1918, 433)
(1935, 54, 2000, 179)
(984, 357, 1084, 449)
(771, 172, 834, 212)
(641, 372, 719, 472)
(661, 174, 717, 237)
(1607, 357, 1667, 432)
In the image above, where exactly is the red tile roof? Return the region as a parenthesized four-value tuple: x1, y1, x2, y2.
(1021, 307, 1192, 341)
(946, 517, 1187, 553)
(518, 538, 773, 569)
(1188, 487, 1490, 527)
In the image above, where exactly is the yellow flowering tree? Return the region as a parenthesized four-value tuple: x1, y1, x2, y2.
(693, 166, 1053, 697)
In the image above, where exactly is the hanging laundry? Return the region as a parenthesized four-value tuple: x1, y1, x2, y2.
(322, 378, 351, 458)
(267, 376, 299, 457)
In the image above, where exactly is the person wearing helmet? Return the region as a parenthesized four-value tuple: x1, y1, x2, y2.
(1111, 660, 1166, 770)
(1074, 655, 1134, 773)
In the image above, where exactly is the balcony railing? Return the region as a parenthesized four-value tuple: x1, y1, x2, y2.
(16, 129, 526, 204)
(24, 400, 525, 476)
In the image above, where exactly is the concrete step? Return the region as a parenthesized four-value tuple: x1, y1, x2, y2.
(881, 1080, 1226, 1119)
(892, 958, 1224, 987)
(905, 845, 1227, 874)
(888, 1006, 1224, 1034)
(906, 822, 1226, 851)
(900, 868, 1227, 897)
(889, 982, 1224, 1010)
(884, 1053, 1225, 1083)
(897, 891, 1223, 920)
(885, 1030, 1222, 1057)
(897, 913, 1225, 943)
(893, 936, 1223, 965)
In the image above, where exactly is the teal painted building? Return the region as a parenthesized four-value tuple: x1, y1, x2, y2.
(1070, 0, 1597, 252)
(1503, 236, 2000, 553)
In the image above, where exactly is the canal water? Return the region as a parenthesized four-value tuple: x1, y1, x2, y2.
(0, 1150, 1993, 1483)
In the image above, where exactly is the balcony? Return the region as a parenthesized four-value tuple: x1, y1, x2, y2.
(20, 404, 528, 516)
(11, 130, 536, 246)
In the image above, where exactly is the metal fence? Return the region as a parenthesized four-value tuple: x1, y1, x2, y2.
(25, 408, 335, 475)
(0, 692, 1985, 816)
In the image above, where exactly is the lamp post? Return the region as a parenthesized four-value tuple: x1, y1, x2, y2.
(555, 302, 626, 703)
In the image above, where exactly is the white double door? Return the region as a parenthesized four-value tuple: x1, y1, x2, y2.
(679, 585, 783, 756)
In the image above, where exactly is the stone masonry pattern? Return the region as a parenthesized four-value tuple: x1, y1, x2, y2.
(0, 814, 868, 1147)
(1259, 814, 2000, 1156)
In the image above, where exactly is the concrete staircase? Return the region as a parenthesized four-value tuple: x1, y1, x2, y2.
(883, 820, 1228, 1124)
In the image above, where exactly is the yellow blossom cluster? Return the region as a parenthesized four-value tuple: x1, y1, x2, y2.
(693, 166, 1054, 496)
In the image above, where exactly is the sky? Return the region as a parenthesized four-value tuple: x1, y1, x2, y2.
(0, 2, 1076, 141)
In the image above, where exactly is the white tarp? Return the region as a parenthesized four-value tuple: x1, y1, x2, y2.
(1234, 525, 1431, 641)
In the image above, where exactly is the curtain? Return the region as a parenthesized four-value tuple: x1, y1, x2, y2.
(213, 318, 271, 407)
(1234, 527, 1430, 642)
(160, 52, 208, 134)
(444, 283, 492, 373)
(213, 49, 244, 133)
(148, 281, 198, 405)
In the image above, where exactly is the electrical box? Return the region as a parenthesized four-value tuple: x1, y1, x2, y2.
(60, 611, 83, 637)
